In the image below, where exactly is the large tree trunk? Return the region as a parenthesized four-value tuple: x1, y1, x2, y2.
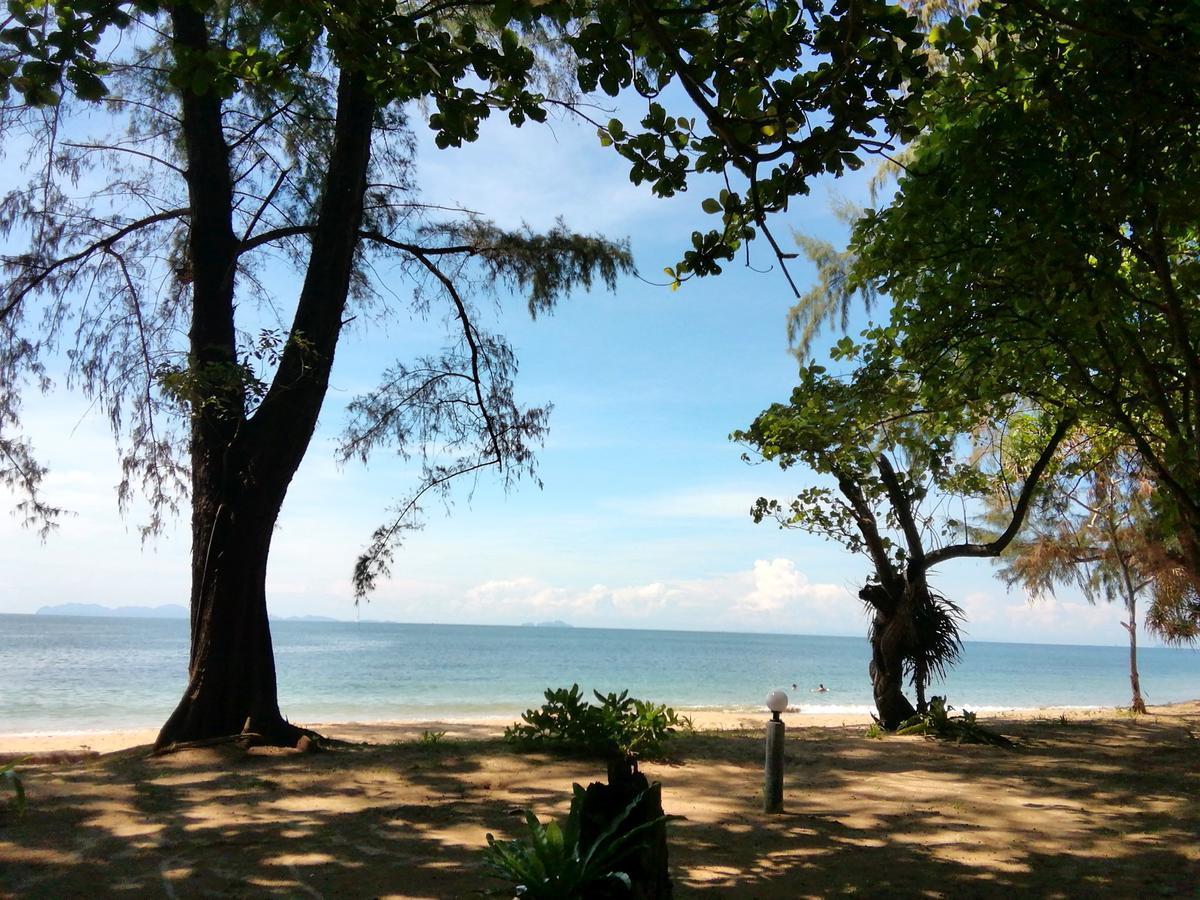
(156, 5, 376, 748)
(861, 584, 918, 729)
(156, 474, 303, 748)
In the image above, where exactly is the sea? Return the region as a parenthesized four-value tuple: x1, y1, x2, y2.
(1, 614, 1198, 737)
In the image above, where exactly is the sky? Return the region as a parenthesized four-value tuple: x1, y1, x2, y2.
(0, 85, 1155, 648)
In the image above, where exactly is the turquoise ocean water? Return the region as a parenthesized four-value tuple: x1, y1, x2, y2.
(1, 614, 1197, 735)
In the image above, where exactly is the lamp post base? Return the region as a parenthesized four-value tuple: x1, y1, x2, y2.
(764, 718, 785, 813)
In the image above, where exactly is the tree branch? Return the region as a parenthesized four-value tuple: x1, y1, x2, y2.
(1, 208, 188, 323)
(924, 416, 1075, 570)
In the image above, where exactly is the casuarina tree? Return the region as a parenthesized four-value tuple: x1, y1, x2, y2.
(987, 429, 1200, 712)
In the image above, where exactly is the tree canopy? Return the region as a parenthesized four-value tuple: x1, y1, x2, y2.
(848, 0, 1200, 580)
(735, 328, 1071, 724)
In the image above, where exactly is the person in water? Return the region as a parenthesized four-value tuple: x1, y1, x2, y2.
(812, 683, 828, 693)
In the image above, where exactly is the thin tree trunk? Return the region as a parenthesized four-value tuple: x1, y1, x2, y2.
(1108, 512, 1148, 716)
(869, 635, 918, 729)
(1128, 597, 1147, 714)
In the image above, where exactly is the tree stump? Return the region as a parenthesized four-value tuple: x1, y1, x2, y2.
(578, 755, 672, 899)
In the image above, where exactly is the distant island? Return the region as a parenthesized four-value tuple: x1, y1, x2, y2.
(520, 620, 573, 628)
(35, 603, 189, 619)
(34, 604, 342, 623)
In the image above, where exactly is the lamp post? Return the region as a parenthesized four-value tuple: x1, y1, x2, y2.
(764, 689, 788, 813)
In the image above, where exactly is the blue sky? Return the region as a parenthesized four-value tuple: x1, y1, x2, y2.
(0, 93, 1154, 647)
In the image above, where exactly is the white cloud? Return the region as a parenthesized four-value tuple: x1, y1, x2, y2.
(414, 109, 673, 235)
(442, 558, 856, 632)
(1003, 592, 1118, 635)
(610, 582, 676, 612)
(933, 581, 1131, 646)
(736, 558, 846, 614)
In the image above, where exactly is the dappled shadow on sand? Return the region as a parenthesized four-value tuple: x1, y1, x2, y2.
(662, 713, 1200, 897)
(1, 707, 1198, 898)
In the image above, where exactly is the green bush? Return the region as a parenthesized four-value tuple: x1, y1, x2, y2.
(483, 784, 664, 899)
(505, 685, 692, 759)
(896, 697, 1014, 749)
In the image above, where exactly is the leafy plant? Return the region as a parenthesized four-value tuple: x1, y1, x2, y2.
(505, 686, 692, 759)
(483, 784, 665, 899)
(896, 697, 1014, 749)
(419, 730, 447, 745)
(864, 723, 885, 740)
(1, 759, 27, 817)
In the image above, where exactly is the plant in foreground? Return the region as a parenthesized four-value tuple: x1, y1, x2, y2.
(505, 686, 692, 760)
(483, 784, 666, 899)
(896, 697, 1014, 749)
(419, 730, 447, 745)
(1, 760, 27, 817)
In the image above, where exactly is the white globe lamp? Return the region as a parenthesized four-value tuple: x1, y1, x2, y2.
(765, 689, 789, 721)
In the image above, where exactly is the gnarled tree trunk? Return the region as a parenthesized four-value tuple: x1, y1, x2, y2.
(861, 583, 918, 729)
(578, 755, 672, 900)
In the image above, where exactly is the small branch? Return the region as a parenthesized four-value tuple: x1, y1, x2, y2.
(876, 453, 925, 571)
(1, 208, 188, 323)
(358, 229, 478, 258)
(404, 250, 502, 463)
(62, 141, 187, 176)
(238, 224, 314, 254)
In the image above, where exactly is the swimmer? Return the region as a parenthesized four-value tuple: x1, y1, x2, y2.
(812, 683, 828, 693)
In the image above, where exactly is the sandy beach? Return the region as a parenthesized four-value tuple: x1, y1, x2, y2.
(2, 702, 1198, 897)
(0, 704, 1117, 756)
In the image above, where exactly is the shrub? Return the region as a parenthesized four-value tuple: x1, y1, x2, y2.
(2, 759, 26, 817)
(896, 697, 1014, 749)
(505, 685, 692, 759)
(483, 784, 665, 899)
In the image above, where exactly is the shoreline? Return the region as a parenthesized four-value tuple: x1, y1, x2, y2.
(3, 700, 1191, 756)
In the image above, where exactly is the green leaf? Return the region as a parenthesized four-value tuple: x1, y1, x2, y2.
(490, 0, 513, 28)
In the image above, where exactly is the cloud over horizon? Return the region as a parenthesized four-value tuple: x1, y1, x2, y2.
(441, 558, 859, 633)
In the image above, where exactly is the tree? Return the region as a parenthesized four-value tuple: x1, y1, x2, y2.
(989, 429, 1200, 712)
(2, 2, 635, 749)
(987, 433, 1156, 712)
(848, 0, 1200, 586)
(735, 330, 1071, 727)
(0, 1, 934, 748)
